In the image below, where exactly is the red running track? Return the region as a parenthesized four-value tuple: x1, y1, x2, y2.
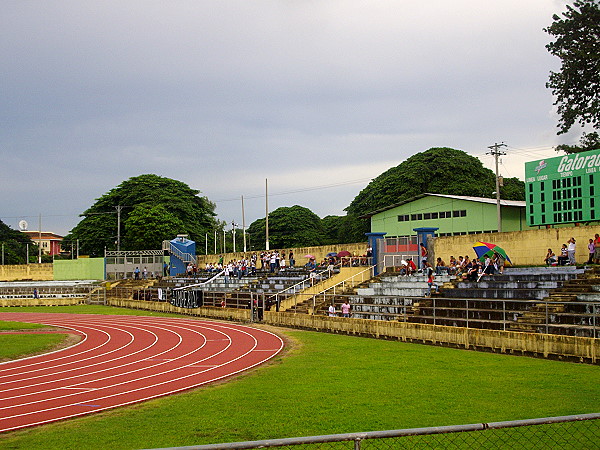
(0, 312, 284, 433)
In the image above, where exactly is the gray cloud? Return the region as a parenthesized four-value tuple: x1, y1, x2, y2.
(0, 1, 583, 235)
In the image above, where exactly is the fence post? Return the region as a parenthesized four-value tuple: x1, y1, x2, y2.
(545, 301, 549, 335)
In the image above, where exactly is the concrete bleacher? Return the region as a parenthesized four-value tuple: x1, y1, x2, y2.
(348, 273, 455, 321)
(344, 266, 600, 337)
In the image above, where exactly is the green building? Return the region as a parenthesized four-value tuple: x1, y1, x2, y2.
(366, 193, 527, 238)
(525, 148, 600, 227)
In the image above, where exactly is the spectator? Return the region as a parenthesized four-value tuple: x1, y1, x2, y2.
(558, 244, 569, 266)
(435, 257, 448, 275)
(407, 258, 417, 276)
(493, 252, 505, 275)
(425, 262, 439, 296)
(341, 300, 351, 318)
(594, 234, 600, 264)
(588, 239, 595, 264)
(420, 243, 428, 269)
(482, 255, 495, 276)
(567, 238, 576, 265)
(328, 303, 336, 317)
(467, 258, 481, 281)
(448, 256, 457, 275)
(544, 248, 557, 266)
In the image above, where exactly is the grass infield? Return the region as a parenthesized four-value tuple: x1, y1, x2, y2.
(0, 305, 598, 449)
(0, 321, 71, 362)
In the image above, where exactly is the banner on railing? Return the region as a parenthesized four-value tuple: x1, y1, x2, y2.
(171, 289, 204, 308)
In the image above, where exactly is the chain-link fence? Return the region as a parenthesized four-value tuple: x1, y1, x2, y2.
(154, 413, 600, 449)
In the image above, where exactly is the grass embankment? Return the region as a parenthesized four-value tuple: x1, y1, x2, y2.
(0, 304, 598, 449)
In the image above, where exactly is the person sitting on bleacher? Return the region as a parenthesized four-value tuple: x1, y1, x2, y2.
(544, 248, 557, 266)
(467, 258, 481, 281)
(407, 258, 417, 275)
(435, 257, 448, 275)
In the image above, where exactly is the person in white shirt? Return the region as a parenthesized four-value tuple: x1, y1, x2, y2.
(328, 304, 336, 317)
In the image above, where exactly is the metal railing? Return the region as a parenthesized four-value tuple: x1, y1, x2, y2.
(154, 413, 600, 449)
(305, 265, 375, 314)
(348, 295, 600, 338)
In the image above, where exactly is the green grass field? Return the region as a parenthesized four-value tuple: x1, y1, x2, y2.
(0, 305, 598, 449)
(0, 320, 70, 361)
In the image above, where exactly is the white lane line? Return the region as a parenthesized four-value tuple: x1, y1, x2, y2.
(0, 320, 216, 408)
(0, 316, 284, 434)
(0, 324, 141, 386)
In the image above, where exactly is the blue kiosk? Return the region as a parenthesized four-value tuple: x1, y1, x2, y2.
(169, 235, 196, 276)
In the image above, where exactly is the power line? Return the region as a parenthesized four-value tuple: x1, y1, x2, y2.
(211, 177, 373, 203)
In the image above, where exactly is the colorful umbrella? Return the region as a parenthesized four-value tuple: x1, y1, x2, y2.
(472, 241, 511, 263)
(326, 252, 338, 257)
(304, 254, 315, 259)
(337, 250, 351, 257)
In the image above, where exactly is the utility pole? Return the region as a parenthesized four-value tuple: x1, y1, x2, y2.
(38, 213, 42, 263)
(487, 142, 507, 233)
(231, 221, 237, 253)
(241, 195, 247, 253)
(265, 178, 270, 251)
(115, 205, 124, 251)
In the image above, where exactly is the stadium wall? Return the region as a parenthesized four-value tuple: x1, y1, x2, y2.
(105, 299, 599, 364)
(0, 263, 53, 281)
(432, 225, 598, 266)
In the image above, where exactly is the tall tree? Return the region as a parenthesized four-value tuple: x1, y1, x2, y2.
(247, 205, 324, 249)
(0, 220, 36, 264)
(544, 0, 600, 134)
(555, 131, 600, 154)
(342, 148, 523, 242)
(346, 148, 500, 218)
(65, 174, 216, 256)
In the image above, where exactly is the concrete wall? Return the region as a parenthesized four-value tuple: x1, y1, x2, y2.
(195, 242, 369, 267)
(0, 264, 53, 281)
(0, 298, 84, 307)
(105, 298, 598, 364)
(53, 258, 105, 281)
(432, 225, 598, 265)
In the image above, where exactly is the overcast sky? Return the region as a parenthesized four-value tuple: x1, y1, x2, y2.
(0, 1, 586, 236)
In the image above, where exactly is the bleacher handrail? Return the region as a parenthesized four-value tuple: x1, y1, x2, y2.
(169, 241, 196, 266)
(266, 266, 339, 304)
(172, 269, 226, 291)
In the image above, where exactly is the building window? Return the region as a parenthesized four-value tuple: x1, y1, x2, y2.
(423, 213, 431, 220)
(431, 212, 438, 219)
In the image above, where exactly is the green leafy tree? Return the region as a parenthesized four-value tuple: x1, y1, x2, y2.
(500, 177, 526, 201)
(124, 204, 186, 250)
(247, 205, 324, 249)
(555, 131, 600, 154)
(65, 174, 216, 256)
(321, 215, 343, 245)
(346, 148, 499, 217)
(545, 0, 600, 134)
(0, 220, 36, 264)
(342, 148, 523, 242)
